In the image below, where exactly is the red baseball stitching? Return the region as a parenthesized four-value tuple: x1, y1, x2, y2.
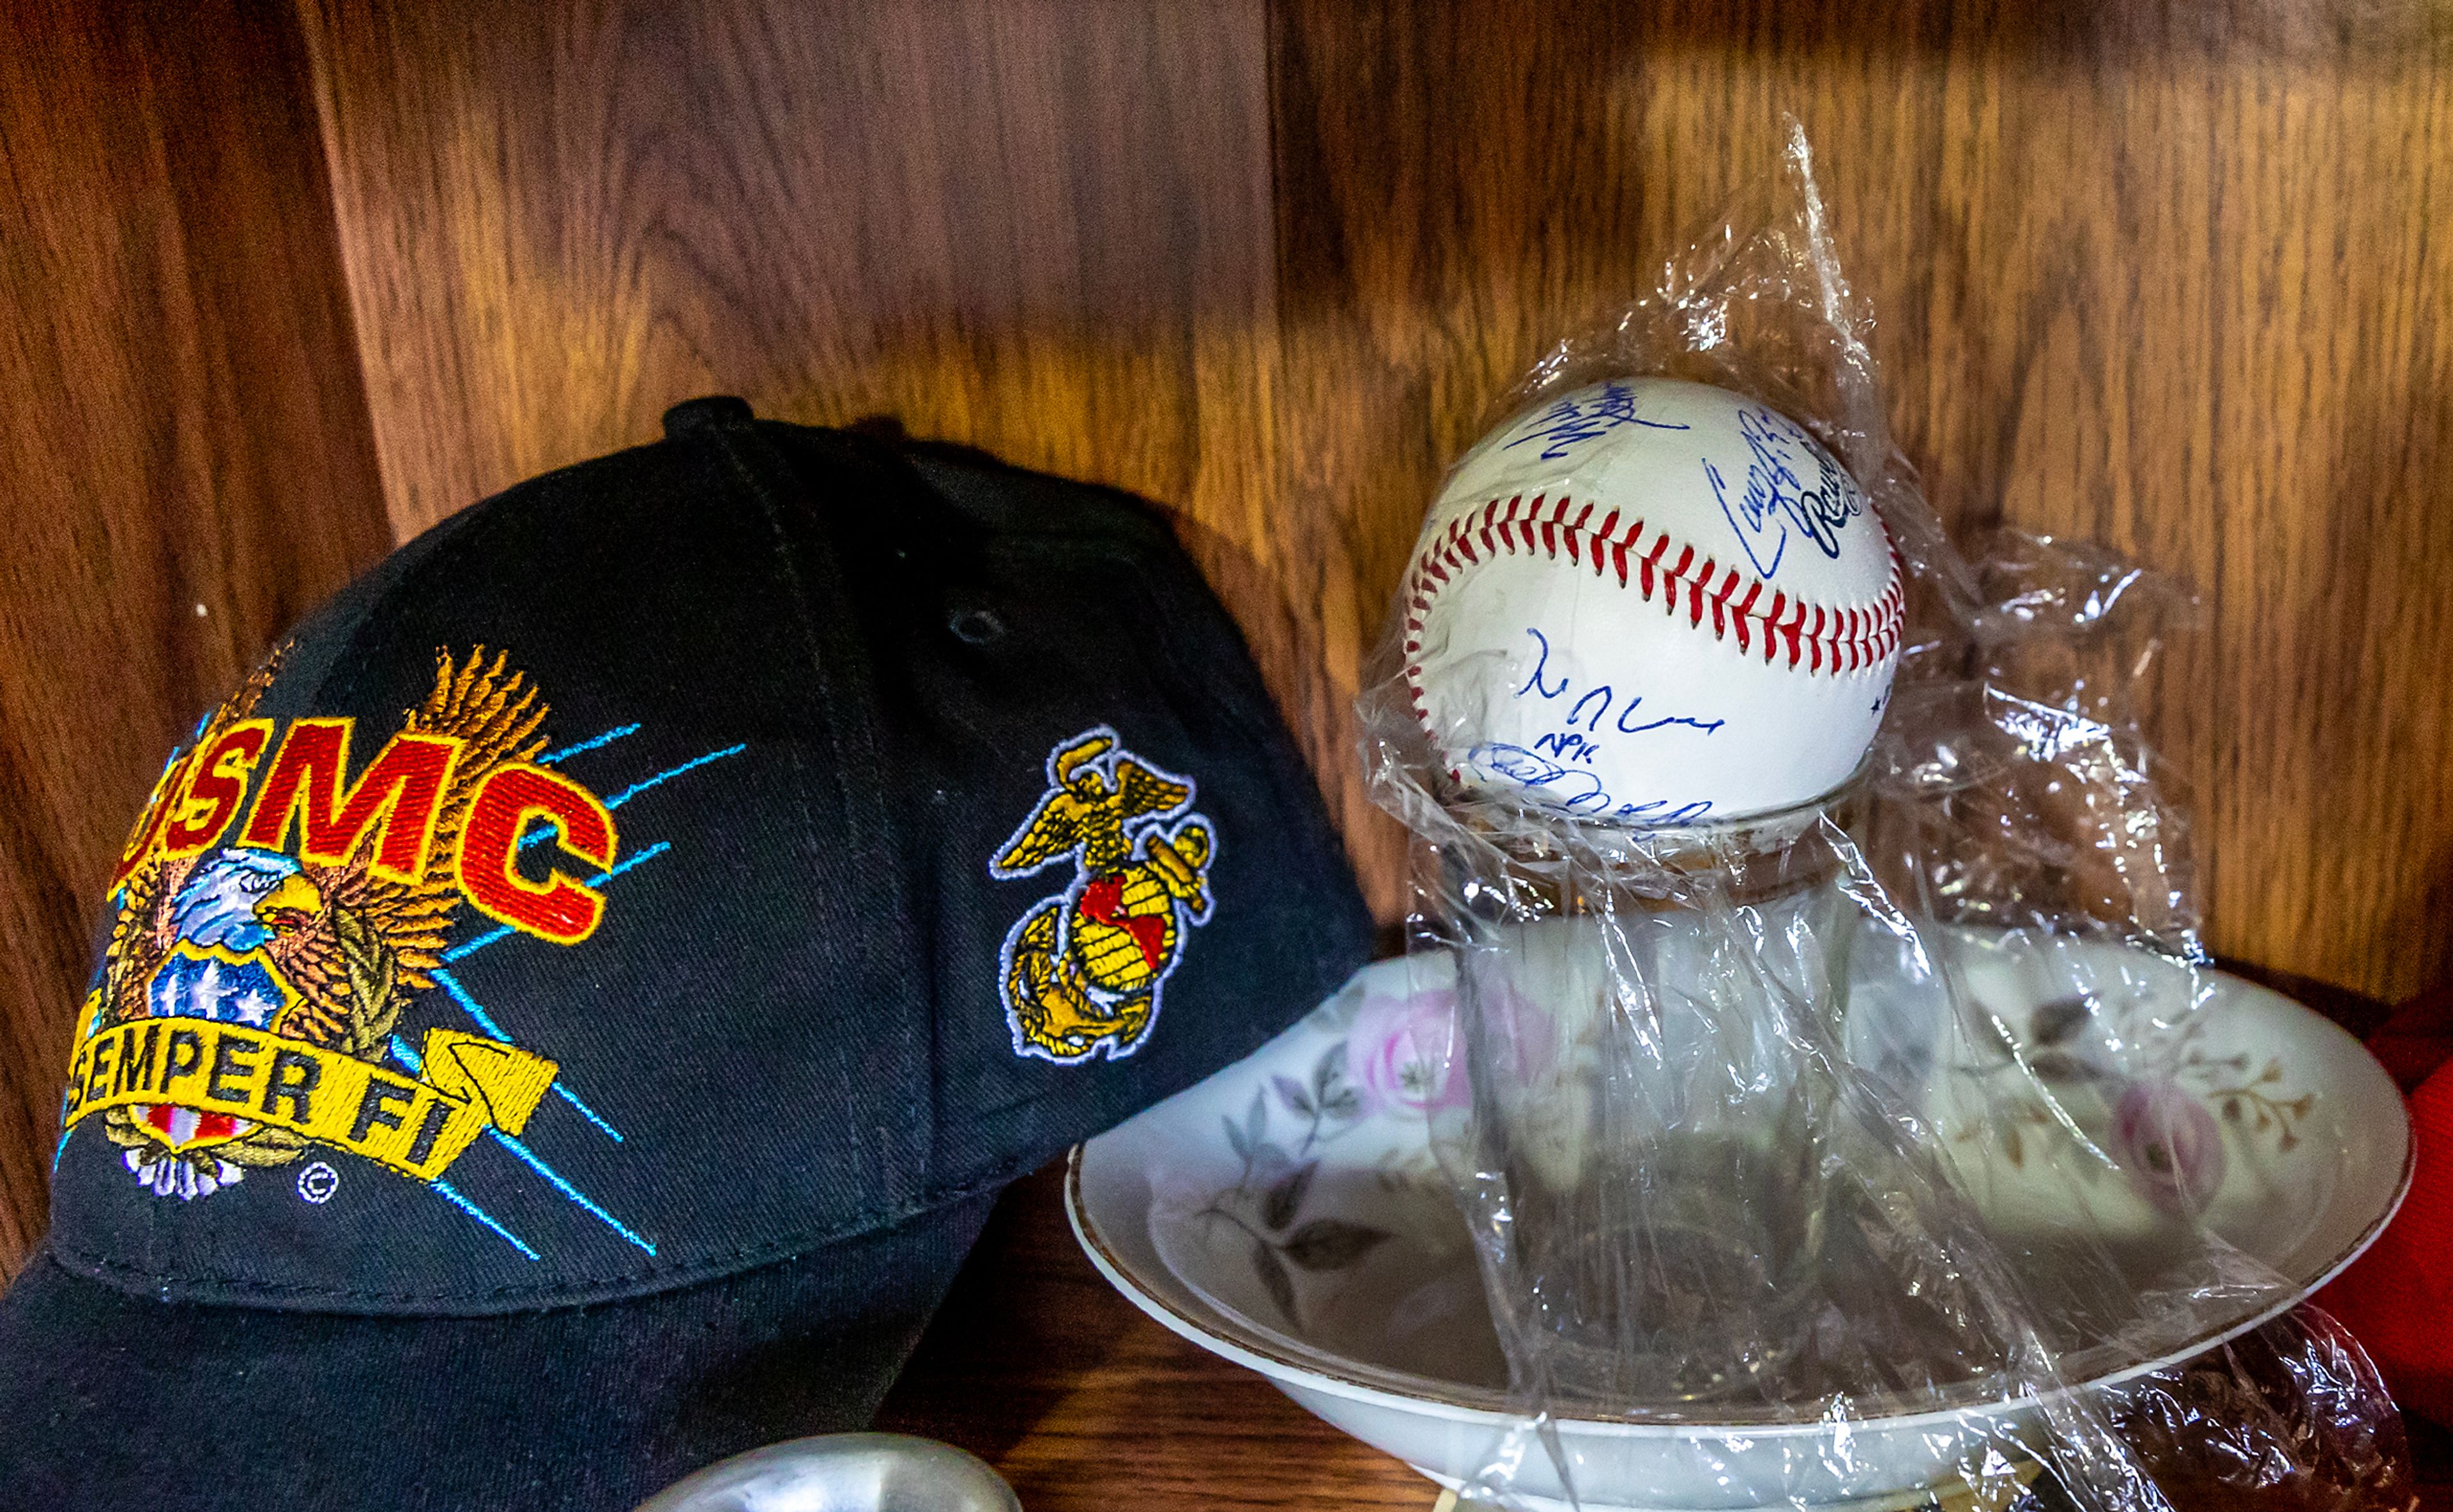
(1400, 492, 1903, 731)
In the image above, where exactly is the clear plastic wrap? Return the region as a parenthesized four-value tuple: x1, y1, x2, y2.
(1357, 124, 2415, 1511)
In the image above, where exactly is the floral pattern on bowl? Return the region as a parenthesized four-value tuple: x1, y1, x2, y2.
(1925, 933, 2335, 1256)
(1145, 955, 1508, 1387)
(1078, 931, 2412, 1510)
(1196, 1039, 1393, 1328)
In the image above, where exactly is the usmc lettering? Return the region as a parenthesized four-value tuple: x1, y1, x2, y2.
(240, 720, 462, 885)
(160, 719, 274, 858)
(116, 698, 621, 950)
(112, 751, 195, 887)
(455, 763, 618, 945)
(115, 1024, 162, 1098)
(162, 1028, 206, 1094)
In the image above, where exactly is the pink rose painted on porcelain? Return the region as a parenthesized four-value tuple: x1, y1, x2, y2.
(1345, 979, 1553, 1117)
(2113, 1078, 2226, 1216)
(1345, 986, 1468, 1115)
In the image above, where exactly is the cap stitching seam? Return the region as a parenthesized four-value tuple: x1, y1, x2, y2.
(43, 1163, 1027, 1307)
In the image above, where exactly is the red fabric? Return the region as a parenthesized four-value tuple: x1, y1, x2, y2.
(1077, 876, 1167, 970)
(2362, 983, 2453, 1094)
(2312, 1051, 2453, 1428)
(143, 1103, 237, 1143)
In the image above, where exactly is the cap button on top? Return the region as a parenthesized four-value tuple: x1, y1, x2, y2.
(662, 395, 757, 439)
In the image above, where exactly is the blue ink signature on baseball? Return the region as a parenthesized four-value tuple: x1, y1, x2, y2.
(1501, 380, 1692, 462)
(1517, 630, 1571, 699)
(1468, 743, 1714, 825)
(1700, 406, 1861, 580)
(1513, 629, 1727, 737)
(1477, 627, 1722, 821)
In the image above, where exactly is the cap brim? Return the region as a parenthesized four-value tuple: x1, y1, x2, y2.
(0, 1191, 995, 1512)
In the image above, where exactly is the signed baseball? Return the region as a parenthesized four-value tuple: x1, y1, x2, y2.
(1399, 377, 1901, 825)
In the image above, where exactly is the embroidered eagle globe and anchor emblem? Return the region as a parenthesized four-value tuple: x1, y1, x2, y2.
(991, 728, 1218, 1064)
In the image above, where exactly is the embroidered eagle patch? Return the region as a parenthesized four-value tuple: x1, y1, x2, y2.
(68, 648, 594, 1200)
(989, 728, 1216, 1064)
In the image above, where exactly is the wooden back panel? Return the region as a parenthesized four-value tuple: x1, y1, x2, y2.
(0, 0, 391, 1269)
(1, 0, 2445, 1271)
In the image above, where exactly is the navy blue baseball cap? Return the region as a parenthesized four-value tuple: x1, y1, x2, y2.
(0, 398, 1374, 1510)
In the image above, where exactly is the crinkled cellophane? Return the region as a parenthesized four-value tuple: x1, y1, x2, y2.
(1354, 123, 2417, 1512)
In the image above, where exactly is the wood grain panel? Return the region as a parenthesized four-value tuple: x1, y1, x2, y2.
(1265, 0, 2453, 999)
(301, 0, 1278, 526)
(297, 0, 2453, 1001)
(0, 0, 391, 1273)
(293, 0, 1402, 903)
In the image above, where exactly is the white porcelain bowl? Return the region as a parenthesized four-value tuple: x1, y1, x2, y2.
(1068, 933, 2411, 1511)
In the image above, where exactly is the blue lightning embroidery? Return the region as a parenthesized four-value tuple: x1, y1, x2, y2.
(427, 1175, 541, 1261)
(431, 966, 624, 1142)
(517, 743, 747, 853)
(599, 743, 748, 811)
(444, 841, 672, 963)
(540, 723, 641, 766)
(390, 1035, 653, 1257)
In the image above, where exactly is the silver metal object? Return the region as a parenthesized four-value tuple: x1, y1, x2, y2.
(634, 1433, 1023, 1512)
